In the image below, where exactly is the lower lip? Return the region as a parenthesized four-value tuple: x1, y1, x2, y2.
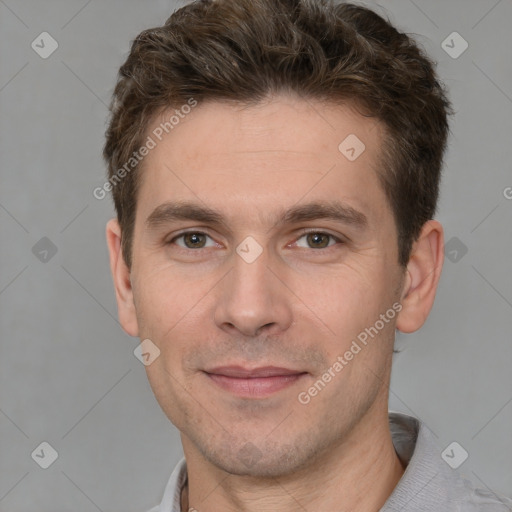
(205, 372, 307, 398)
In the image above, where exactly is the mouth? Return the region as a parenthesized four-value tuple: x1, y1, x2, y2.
(203, 366, 308, 398)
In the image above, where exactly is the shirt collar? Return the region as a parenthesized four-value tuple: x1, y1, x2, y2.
(157, 455, 187, 512)
(155, 411, 504, 512)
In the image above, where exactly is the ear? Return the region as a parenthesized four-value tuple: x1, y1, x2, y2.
(106, 218, 139, 337)
(396, 220, 444, 333)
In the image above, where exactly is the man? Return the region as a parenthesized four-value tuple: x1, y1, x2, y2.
(103, 0, 512, 510)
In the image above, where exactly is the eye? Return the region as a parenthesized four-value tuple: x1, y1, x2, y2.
(169, 231, 217, 249)
(166, 229, 344, 252)
(294, 230, 342, 249)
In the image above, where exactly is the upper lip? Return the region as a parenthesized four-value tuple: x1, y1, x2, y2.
(204, 366, 306, 378)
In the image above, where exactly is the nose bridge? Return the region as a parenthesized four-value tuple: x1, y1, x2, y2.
(214, 240, 292, 336)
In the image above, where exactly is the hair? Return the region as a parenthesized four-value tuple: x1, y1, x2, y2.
(103, 0, 452, 269)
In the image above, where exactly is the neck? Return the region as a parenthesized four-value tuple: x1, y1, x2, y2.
(181, 408, 405, 512)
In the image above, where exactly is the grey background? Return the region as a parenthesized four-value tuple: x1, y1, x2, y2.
(1, 0, 511, 510)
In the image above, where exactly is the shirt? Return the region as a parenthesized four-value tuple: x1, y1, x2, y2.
(147, 412, 512, 511)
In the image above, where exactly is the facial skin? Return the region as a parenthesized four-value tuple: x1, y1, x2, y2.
(107, 95, 444, 512)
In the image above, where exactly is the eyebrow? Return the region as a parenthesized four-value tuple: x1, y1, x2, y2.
(145, 200, 369, 232)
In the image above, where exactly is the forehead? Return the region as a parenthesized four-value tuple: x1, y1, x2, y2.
(135, 95, 390, 228)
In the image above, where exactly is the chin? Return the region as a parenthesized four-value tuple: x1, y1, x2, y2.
(196, 435, 318, 479)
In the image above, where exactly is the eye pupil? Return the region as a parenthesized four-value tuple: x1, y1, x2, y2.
(185, 233, 206, 248)
(307, 233, 329, 248)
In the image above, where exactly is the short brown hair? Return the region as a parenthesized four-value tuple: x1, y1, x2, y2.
(103, 0, 452, 269)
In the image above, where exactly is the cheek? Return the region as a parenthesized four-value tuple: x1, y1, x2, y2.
(133, 270, 217, 390)
(290, 263, 397, 363)
(291, 263, 382, 320)
(143, 360, 192, 432)
(133, 266, 207, 334)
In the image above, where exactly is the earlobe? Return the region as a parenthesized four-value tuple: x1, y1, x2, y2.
(396, 220, 444, 334)
(105, 218, 139, 337)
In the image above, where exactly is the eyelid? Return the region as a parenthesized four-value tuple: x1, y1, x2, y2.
(296, 227, 344, 239)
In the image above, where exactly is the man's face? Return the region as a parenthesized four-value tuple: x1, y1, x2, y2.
(126, 95, 406, 477)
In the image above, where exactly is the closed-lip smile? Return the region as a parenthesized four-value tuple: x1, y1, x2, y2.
(203, 365, 308, 398)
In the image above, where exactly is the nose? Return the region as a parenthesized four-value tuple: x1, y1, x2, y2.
(213, 244, 293, 338)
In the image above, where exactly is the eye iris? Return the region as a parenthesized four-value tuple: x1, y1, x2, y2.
(307, 233, 329, 248)
(184, 233, 206, 248)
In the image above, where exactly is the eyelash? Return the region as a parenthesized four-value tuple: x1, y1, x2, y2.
(167, 229, 344, 252)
